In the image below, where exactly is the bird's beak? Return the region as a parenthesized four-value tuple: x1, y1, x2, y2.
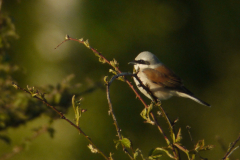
(128, 61, 137, 65)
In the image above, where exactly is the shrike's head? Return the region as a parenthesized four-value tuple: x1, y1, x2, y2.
(129, 51, 162, 71)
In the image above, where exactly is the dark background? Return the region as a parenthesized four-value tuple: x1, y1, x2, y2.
(1, 0, 240, 159)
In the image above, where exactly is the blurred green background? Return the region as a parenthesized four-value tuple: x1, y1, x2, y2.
(1, 0, 240, 159)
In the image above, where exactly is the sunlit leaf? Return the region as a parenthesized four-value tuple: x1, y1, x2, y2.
(109, 69, 117, 75)
(121, 137, 131, 148)
(110, 58, 119, 68)
(114, 139, 121, 149)
(140, 108, 148, 120)
(99, 56, 106, 63)
(114, 137, 132, 149)
(104, 76, 108, 84)
(149, 147, 175, 159)
(176, 128, 182, 143)
(195, 139, 214, 152)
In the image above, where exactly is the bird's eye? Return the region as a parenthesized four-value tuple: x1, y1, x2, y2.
(136, 60, 149, 65)
(138, 60, 145, 64)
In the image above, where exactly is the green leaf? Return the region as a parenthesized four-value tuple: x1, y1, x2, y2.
(72, 96, 84, 127)
(83, 39, 91, 48)
(99, 56, 106, 63)
(72, 95, 76, 113)
(148, 148, 162, 159)
(140, 108, 148, 120)
(134, 148, 145, 160)
(109, 152, 114, 160)
(191, 153, 196, 160)
(113, 139, 121, 149)
(133, 148, 140, 159)
(147, 103, 153, 114)
(114, 137, 132, 149)
(110, 58, 119, 68)
(140, 104, 154, 124)
(121, 137, 131, 148)
(104, 76, 108, 84)
(176, 128, 182, 143)
(148, 155, 162, 160)
(12, 82, 18, 89)
(76, 106, 80, 126)
(149, 147, 174, 159)
(109, 69, 117, 75)
(194, 139, 214, 152)
(117, 76, 125, 82)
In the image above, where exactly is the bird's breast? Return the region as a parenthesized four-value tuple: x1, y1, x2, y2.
(134, 71, 174, 100)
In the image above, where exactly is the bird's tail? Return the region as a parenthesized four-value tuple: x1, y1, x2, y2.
(176, 91, 211, 107)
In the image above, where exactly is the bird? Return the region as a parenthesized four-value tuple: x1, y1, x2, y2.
(129, 51, 210, 107)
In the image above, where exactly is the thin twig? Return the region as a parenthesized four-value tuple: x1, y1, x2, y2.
(108, 73, 134, 85)
(186, 126, 204, 160)
(222, 133, 240, 160)
(12, 83, 109, 160)
(107, 73, 134, 159)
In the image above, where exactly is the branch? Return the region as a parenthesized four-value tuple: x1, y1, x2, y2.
(222, 133, 240, 160)
(55, 35, 179, 159)
(55, 35, 149, 109)
(12, 83, 109, 160)
(133, 74, 179, 159)
(106, 73, 134, 159)
(107, 72, 178, 159)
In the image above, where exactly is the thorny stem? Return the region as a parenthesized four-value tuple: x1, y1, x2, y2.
(12, 83, 109, 160)
(222, 133, 240, 160)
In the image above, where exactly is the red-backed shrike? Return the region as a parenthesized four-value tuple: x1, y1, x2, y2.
(129, 51, 210, 107)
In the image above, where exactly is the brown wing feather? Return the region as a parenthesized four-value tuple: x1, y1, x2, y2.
(142, 65, 183, 88)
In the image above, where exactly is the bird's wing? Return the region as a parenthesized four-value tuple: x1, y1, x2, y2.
(142, 65, 183, 89)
